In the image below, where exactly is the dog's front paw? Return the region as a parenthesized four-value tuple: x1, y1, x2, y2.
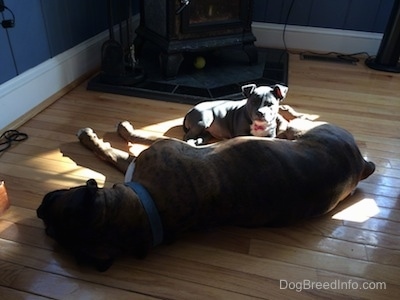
(77, 127, 94, 138)
(77, 127, 113, 159)
(77, 127, 100, 150)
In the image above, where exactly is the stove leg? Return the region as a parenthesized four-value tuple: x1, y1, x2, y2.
(159, 52, 184, 78)
(133, 35, 145, 61)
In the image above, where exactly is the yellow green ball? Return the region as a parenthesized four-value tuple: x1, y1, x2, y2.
(194, 56, 206, 69)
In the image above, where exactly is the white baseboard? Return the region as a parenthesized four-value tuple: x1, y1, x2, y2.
(0, 31, 108, 132)
(0, 15, 141, 133)
(252, 22, 383, 55)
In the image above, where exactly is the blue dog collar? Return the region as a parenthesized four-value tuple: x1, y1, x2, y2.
(125, 181, 164, 246)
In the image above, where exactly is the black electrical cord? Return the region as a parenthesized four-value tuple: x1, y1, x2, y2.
(1, 3, 18, 74)
(1, 3, 15, 28)
(282, 0, 295, 53)
(0, 130, 28, 153)
(3, 25, 18, 74)
(278, 0, 295, 65)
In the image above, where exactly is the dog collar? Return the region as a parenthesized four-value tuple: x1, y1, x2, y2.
(125, 181, 164, 247)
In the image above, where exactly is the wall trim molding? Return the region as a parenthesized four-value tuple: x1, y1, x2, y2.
(0, 31, 108, 132)
(0, 15, 141, 133)
(252, 22, 383, 56)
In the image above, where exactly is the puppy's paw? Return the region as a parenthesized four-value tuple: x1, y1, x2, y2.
(186, 138, 204, 146)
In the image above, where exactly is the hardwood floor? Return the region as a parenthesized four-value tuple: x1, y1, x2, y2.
(1, 54, 399, 299)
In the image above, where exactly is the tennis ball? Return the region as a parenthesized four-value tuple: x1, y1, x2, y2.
(194, 56, 206, 69)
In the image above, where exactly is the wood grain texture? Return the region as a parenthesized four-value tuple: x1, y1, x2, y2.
(0, 54, 399, 299)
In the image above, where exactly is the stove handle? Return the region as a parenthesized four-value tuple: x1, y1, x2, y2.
(176, 0, 190, 15)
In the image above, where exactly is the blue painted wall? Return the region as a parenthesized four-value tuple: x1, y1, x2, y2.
(253, 0, 394, 32)
(0, 0, 395, 85)
(0, 0, 138, 84)
(1, 0, 50, 84)
(40, 0, 108, 57)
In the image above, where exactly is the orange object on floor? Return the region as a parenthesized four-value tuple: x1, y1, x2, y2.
(0, 181, 10, 215)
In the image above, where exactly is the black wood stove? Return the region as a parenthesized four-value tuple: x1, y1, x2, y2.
(134, 0, 258, 78)
(87, 0, 288, 105)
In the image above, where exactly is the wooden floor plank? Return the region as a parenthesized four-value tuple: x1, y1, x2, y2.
(248, 239, 400, 284)
(1, 54, 399, 298)
(9, 267, 159, 300)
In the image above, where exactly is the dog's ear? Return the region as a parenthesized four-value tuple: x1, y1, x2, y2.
(134, 243, 150, 260)
(133, 231, 152, 260)
(74, 248, 115, 272)
(94, 257, 114, 272)
(86, 179, 98, 196)
(273, 84, 288, 101)
(241, 84, 257, 98)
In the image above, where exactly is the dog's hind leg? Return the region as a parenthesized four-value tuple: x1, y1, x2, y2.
(77, 128, 134, 174)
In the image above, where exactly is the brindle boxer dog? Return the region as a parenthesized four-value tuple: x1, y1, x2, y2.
(37, 117, 375, 271)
